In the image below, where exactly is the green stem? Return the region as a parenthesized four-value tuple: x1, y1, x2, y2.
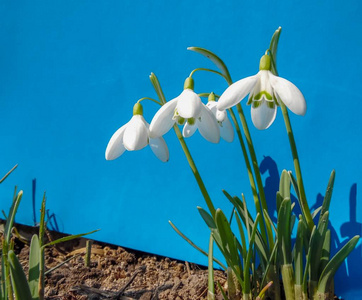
(137, 97, 162, 106)
(189, 68, 226, 80)
(173, 124, 216, 217)
(281, 264, 295, 300)
(39, 247, 45, 300)
(207, 234, 215, 300)
(236, 103, 274, 250)
(280, 103, 314, 231)
(228, 107, 266, 241)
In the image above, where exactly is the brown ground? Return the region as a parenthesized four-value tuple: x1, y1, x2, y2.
(5, 223, 227, 300)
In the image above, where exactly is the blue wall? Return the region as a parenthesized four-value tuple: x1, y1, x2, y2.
(0, 1, 361, 297)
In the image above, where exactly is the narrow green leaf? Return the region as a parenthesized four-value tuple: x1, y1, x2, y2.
(208, 234, 215, 300)
(149, 72, 167, 104)
(279, 170, 290, 200)
(39, 193, 46, 247)
(43, 229, 99, 248)
(244, 213, 261, 293)
(294, 220, 304, 285)
(223, 192, 269, 266)
(311, 206, 322, 219)
(0, 164, 18, 184)
(8, 250, 32, 300)
(310, 211, 329, 282)
(187, 47, 232, 84)
(277, 198, 292, 265)
(198, 206, 216, 229)
(5, 191, 23, 244)
(303, 226, 316, 293)
(263, 209, 277, 235)
(319, 230, 331, 276)
(276, 192, 283, 215)
(216, 281, 230, 300)
(260, 239, 278, 288)
(268, 27, 282, 75)
(235, 212, 247, 260)
(28, 235, 40, 298)
(168, 220, 226, 270)
(318, 235, 360, 294)
(215, 209, 239, 266)
(319, 170, 335, 226)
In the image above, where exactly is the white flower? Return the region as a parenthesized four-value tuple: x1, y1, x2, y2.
(217, 54, 306, 130)
(204, 99, 234, 142)
(149, 78, 220, 143)
(105, 103, 169, 162)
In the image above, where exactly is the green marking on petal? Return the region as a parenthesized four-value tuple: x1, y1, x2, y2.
(266, 100, 275, 109)
(177, 117, 186, 125)
(252, 100, 262, 108)
(254, 91, 273, 100)
(188, 118, 196, 125)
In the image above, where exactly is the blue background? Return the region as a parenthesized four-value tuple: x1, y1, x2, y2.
(0, 1, 361, 298)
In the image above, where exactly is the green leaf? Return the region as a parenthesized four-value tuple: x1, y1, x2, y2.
(215, 209, 239, 266)
(8, 250, 32, 300)
(303, 226, 316, 293)
(309, 211, 329, 282)
(244, 213, 261, 293)
(168, 220, 226, 270)
(5, 190, 23, 244)
(207, 234, 215, 300)
(149, 72, 167, 104)
(217, 281, 230, 300)
(28, 235, 40, 298)
(319, 170, 335, 226)
(277, 198, 292, 265)
(318, 235, 360, 294)
(318, 230, 331, 276)
(39, 193, 46, 247)
(279, 170, 290, 200)
(43, 229, 99, 248)
(0, 164, 18, 184)
(187, 47, 232, 84)
(235, 212, 247, 261)
(294, 220, 304, 285)
(223, 191, 269, 266)
(268, 27, 282, 76)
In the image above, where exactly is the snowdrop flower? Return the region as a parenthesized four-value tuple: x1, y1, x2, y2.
(201, 93, 234, 142)
(217, 54, 306, 130)
(105, 103, 169, 162)
(149, 77, 220, 143)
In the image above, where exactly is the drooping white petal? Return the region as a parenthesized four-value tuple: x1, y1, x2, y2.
(219, 116, 234, 142)
(197, 104, 220, 143)
(123, 115, 149, 151)
(176, 89, 202, 119)
(182, 122, 198, 137)
(105, 123, 128, 160)
(207, 101, 226, 122)
(217, 75, 258, 111)
(251, 101, 277, 130)
(149, 98, 178, 138)
(149, 137, 169, 162)
(269, 72, 306, 116)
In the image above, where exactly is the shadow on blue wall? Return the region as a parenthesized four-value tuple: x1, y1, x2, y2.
(259, 156, 361, 295)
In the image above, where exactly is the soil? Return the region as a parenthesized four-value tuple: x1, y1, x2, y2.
(2, 222, 227, 300)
